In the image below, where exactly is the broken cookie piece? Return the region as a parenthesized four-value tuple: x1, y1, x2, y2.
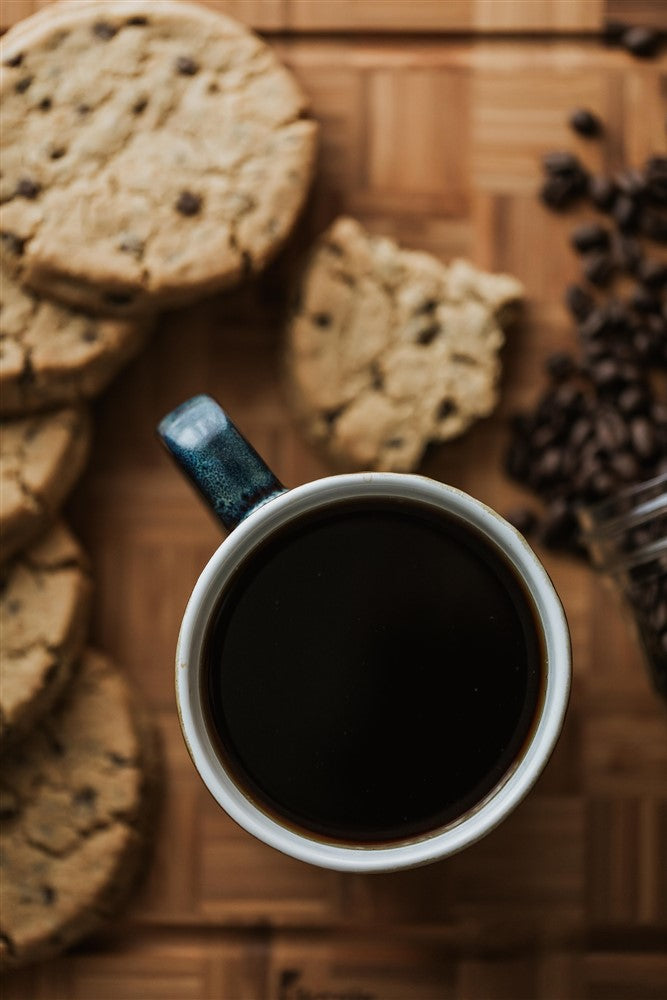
(285, 217, 524, 472)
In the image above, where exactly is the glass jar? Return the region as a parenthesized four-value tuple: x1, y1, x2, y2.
(577, 472, 667, 700)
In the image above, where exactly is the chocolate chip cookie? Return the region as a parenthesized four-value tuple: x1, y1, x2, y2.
(285, 217, 524, 472)
(0, 264, 150, 415)
(0, 522, 91, 747)
(0, 0, 318, 315)
(0, 648, 159, 970)
(1, 406, 91, 562)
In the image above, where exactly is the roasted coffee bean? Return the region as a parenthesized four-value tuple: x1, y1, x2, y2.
(543, 150, 584, 175)
(565, 284, 595, 321)
(602, 20, 627, 46)
(645, 160, 667, 205)
(613, 194, 639, 232)
(630, 286, 661, 313)
(540, 175, 581, 211)
(569, 418, 593, 449)
(639, 260, 667, 291)
(610, 451, 640, 480)
(642, 211, 667, 244)
(583, 252, 614, 287)
(622, 25, 661, 58)
(589, 174, 617, 210)
(505, 439, 532, 481)
(630, 417, 657, 460)
(539, 500, 576, 547)
(618, 384, 649, 414)
(589, 358, 627, 389)
(616, 168, 647, 198)
(569, 108, 602, 137)
(505, 508, 537, 535)
(578, 306, 609, 339)
(615, 235, 642, 273)
(596, 409, 629, 452)
(545, 352, 577, 381)
(571, 223, 610, 254)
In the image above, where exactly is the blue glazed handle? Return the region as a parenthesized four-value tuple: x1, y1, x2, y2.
(158, 395, 286, 532)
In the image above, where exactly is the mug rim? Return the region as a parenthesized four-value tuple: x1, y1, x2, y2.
(176, 472, 571, 872)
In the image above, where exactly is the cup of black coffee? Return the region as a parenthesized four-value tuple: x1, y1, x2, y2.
(159, 395, 570, 871)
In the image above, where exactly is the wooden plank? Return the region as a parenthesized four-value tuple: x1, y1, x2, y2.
(1, 0, 609, 33)
(287, 0, 604, 33)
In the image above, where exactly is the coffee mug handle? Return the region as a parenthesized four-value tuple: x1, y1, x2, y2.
(158, 395, 286, 532)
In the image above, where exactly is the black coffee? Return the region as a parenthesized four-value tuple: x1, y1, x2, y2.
(202, 498, 543, 843)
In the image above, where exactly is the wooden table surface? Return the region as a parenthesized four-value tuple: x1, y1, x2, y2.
(2, 2, 667, 998)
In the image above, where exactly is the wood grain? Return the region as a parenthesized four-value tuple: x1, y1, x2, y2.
(2, 1, 667, 998)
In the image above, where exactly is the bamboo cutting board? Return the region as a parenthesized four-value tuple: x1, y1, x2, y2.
(2, 2, 667, 998)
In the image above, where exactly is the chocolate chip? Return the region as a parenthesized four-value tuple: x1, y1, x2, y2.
(77, 103, 91, 115)
(3, 52, 23, 68)
(41, 885, 56, 905)
(175, 56, 199, 76)
(416, 324, 440, 345)
(93, 21, 118, 40)
(589, 174, 617, 211)
(15, 177, 40, 200)
(437, 399, 456, 420)
(15, 76, 33, 94)
(38, 97, 52, 112)
(313, 312, 331, 328)
(103, 291, 134, 307)
(126, 15, 149, 25)
(505, 507, 537, 535)
(73, 786, 97, 806)
(569, 108, 602, 137)
(613, 194, 639, 232)
(175, 190, 202, 216)
(370, 363, 383, 390)
(1, 232, 25, 257)
(565, 284, 595, 322)
(49, 146, 66, 160)
(583, 252, 614, 287)
(118, 234, 144, 258)
(384, 438, 405, 449)
(571, 223, 610, 254)
(416, 298, 438, 315)
(622, 26, 661, 58)
(132, 97, 148, 115)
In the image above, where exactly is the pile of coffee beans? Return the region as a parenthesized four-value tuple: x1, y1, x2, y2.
(505, 146, 667, 552)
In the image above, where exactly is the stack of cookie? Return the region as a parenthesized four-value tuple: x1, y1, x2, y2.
(0, 0, 318, 970)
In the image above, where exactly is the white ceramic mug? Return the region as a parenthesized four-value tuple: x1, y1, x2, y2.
(159, 395, 571, 873)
